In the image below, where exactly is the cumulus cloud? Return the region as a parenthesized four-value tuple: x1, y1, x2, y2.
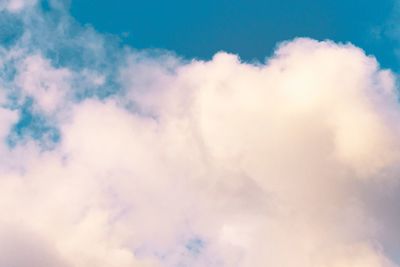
(0, 2, 399, 267)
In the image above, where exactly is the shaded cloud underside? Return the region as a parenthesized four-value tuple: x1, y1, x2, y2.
(0, 1, 400, 267)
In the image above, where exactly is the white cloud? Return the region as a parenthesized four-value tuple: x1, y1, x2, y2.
(0, 5, 399, 267)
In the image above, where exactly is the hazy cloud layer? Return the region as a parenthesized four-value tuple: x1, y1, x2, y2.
(0, 1, 400, 267)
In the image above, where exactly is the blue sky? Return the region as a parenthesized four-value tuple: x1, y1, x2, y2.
(70, 0, 399, 69)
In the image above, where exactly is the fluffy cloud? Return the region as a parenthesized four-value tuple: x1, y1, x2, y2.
(0, 3, 399, 267)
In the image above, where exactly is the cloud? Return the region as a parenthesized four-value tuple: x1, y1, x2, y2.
(0, 3, 399, 267)
(0, 0, 37, 12)
(16, 54, 72, 113)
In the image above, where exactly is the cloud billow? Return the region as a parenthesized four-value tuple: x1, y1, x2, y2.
(0, 1, 399, 267)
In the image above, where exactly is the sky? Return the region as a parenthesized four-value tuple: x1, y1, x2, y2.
(70, 0, 398, 69)
(1, 0, 400, 267)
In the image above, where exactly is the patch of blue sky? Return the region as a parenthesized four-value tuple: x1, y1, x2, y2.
(131, 235, 208, 266)
(0, 57, 22, 112)
(185, 237, 205, 257)
(0, 12, 23, 48)
(0, 58, 18, 89)
(39, 0, 52, 12)
(6, 98, 60, 150)
(178, 236, 226, 267)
